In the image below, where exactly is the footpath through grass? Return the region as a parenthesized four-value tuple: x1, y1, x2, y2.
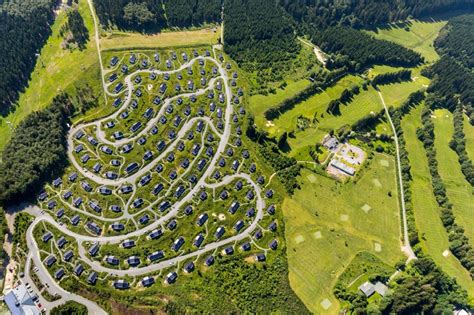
(283, 153, 402, 314)
(401, 105, 474, 297)
(432, 109, 474, 242)
(0, 0, 99, 151)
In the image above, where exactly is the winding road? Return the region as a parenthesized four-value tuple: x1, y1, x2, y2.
(22, 33, 266, 315)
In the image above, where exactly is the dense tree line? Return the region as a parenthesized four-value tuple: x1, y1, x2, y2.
(382, 257, 469, 313)
(51, 301, 87, 315)
(264, 68, 347, 120)
(60, 8, 89, 49)
(371, 69, 412, 86)
(163, 0, 221, 27)
(311, 26, 423, 72)
(450, 104, 474, 186)
(335, 256, 469, 314)
(435, 14, 474, 69)
(68, 255, 309, 313)
(351, 109, 386, 133)
(280, 0, 474, 29)
(417, 105, 474, 278)
(223, 0, 298, 75)
(93, 0, 221, 30)
(0, 0, 56, 113)
(388, 91, 425, 246)
(326, 84, 361, 115)
(93, 0, 165, 30)
(424, 56, 474, 111)
(258, 142, 301, 194)
(0, 94, 72, 206)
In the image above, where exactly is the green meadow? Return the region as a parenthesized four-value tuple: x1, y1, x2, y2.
(401, 105, 474, 297)
(283, 153, 402, 314)
(0, 0, 99, 150)
(248, 79, 311, 129)
(432, 109, 474, 242)
(366, 19, 446, 62)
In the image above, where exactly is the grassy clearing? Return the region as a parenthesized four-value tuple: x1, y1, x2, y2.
(264, 75, 364, 135)
(283, 153, 402, 314)
(432, 109, 474, 242)
(401, 105, 474, 297)
(366, 65, 404, 79)
(366, 19, 446, 62)
(248, 79, 311, 128)
(464, 115, 474, 162)
(0, 1, 99, 151)
(276, 82, 384, 159)
(377, 66, 430, 108)
(100, 27, 221, 50)
(337, 251, 394, 291)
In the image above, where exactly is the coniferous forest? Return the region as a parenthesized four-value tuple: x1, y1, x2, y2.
(280, 0, 474, 28)
(223, 0, 298, 69)
(0, 94, 72, 205)
(435, 14, 474, 69)
(1, 1, 474, 314)
(0, 0, 55, 113)
(93, 0, 221, 30)
(311, 26, 423, 71)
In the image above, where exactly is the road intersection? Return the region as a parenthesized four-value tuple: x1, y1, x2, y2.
(22, 49, 266, 314)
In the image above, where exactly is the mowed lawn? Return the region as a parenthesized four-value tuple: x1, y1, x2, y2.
(401, 105, 474, 296)
(283, 153, 402, 314)
(377, 66, 431, 108)
(0, 0, 99, 150)
(266, 75, 363, 136)
(249, 79, 311, 130)
(366, 19, 446, 62)
(100, 27, 220, 50)
(432, 109, 474, 242)
(279, 82, 383, 158)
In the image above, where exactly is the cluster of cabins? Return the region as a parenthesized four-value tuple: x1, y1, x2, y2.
(35, 50, 285, 290)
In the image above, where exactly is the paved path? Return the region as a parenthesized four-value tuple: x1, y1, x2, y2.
(20, 33, 265, 313)
(377, 90, 417, 262)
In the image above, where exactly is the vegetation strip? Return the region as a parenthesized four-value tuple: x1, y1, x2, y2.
(418, 105, 474, 278)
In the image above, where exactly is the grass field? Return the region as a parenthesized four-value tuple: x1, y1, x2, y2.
(283, 153, 402, 314)
(248, 79, 311, 129)
(432, 109, 474, 242)
(100, 27, 221, 50)
(367, 19, 446, 62)
(271, 80, 385, 159)
(0, 1, 99, 151)
(264, 75, 364, 135)
(464, 115, 474, 162)
(376, 66, 431, 107)
(401, 105, 474, 297)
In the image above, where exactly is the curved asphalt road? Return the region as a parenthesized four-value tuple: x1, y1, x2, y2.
(23, 45, 266, 313)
